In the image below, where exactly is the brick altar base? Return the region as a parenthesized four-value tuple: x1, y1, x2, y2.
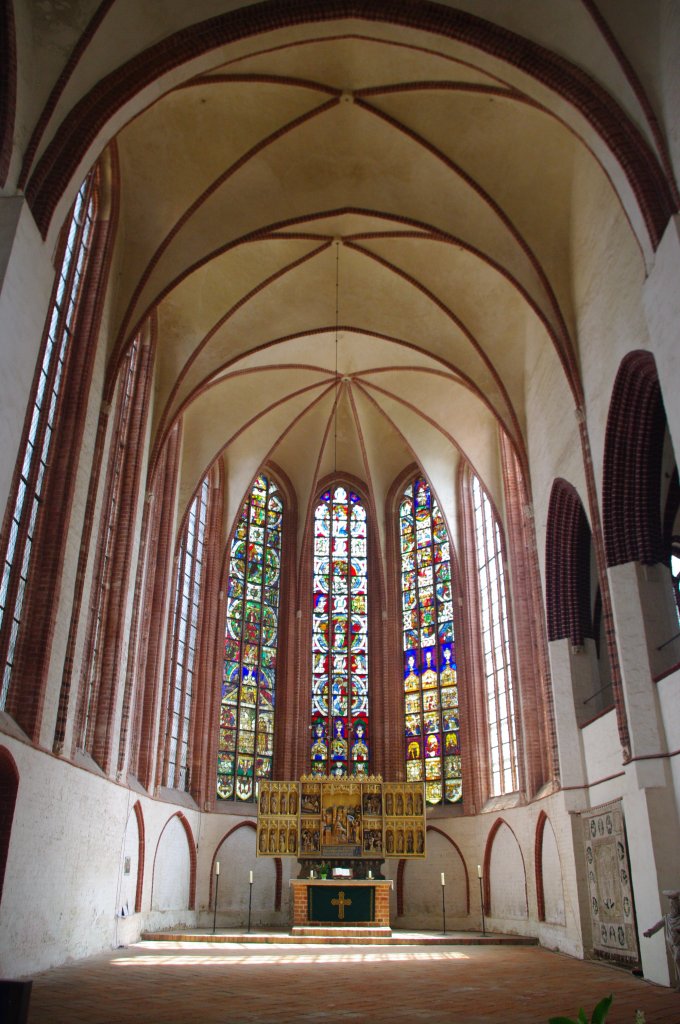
(290, 879, 393, 928)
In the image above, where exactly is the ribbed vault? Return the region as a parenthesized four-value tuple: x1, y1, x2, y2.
(13, 2, 676, 546)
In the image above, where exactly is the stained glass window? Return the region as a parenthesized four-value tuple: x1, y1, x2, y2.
(217, 475, 282, 801)
(311, 486, 369, 776)
(471, 473, 518, 795)
(400, 476, 460, 805)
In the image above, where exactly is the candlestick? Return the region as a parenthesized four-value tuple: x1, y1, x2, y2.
(478, 868, 486, 936)
(212, 862, 220, 935)
(441, 873, 446, 934)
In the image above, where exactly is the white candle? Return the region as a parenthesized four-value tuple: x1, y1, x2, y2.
(368, 870, 372, 879)
(477, 864, 482, 878)
(441, 872, 445, 886)
(215, 861, 220, 876)
(249, 870, 253, 884)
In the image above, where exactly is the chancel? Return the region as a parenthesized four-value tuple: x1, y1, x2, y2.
(2, 1, 680, 1015)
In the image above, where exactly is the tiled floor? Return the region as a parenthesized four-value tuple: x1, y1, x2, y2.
(24, 938, 680, 1024)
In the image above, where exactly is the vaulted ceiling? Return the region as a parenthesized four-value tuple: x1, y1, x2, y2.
(14, 2, 675, 554)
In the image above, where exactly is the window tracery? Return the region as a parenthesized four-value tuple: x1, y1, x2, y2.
(471, 474, 518, 795)
(0, 170, 98, 708)
(165, 475, 210, 790)
(310, 485, 369, 777)
(218, 475, 282, 801)
(399, 475, 460, 805)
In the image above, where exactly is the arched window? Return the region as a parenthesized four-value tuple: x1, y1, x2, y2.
(0, 169, 98, 708)
(80, 335, 144, 751)
(311, 485, 369, 777)
(164, 474, 210, 790)
(399, 475, 460, 806)
(218, 475, 282, 801)
(471, 474, 518, 795)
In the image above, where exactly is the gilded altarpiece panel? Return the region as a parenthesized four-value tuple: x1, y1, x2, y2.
(257, 777, 426, 859)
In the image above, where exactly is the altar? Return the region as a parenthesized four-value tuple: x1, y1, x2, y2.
(290, 879, 393, 928)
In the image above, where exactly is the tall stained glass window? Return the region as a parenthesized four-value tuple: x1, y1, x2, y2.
(471, 473, 518, 795)
(400, 476, 461, 805)
(311, 486, 369, 776)
(217, 475, 282, 801)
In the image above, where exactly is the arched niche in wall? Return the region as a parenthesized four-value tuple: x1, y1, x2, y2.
(535, 811, 565, 927)
(211, 821, 281, 926)
(485, 818, 527, 921)
(546, 479, 613, 725)
(396, 826, 468, 929)
(118, 801, 145, 916)
(151, 812, 195, 911)
(0, 746, 19, 903)
(603, 350, 680, 680)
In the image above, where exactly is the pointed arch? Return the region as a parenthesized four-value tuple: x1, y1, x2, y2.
(603, 351, 667, 568)
(217, 471, 286, 802)
(397, 825, 470, 922)
(0, 746, 19, 904)
(132, 800, 145, 913)
(546, 480, 593, 646)
(483, 816, 527, 919)
(0, 156, 117, 742)
(0, 0, 16, 186)
(397, 470, 461, 806)
(24, 2, 676, 248)
(309, 481, 370, 778)
(210, 818, 282, 913)
(535, 810, 549, 921)
(535, 809, 565, 925)
(151, 811, 196, 911)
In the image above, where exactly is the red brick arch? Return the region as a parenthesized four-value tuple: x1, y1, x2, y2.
(210, 820, 282, 912)
(151, 811, 197, 910)
(534, 810, 549, 922)
(603, 351, 667, 568)
(131, 800, 145, 913)
(396, 825, 470, 917)
(545, 479, 593, 646)
(0, 746, 19, 904)
(0, 0, 16, 187)
(24, 1, 676, 246)
(483, 816, 527, 918)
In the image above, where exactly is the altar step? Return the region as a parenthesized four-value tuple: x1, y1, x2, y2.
(141, 928, 539, 947)
(291, 925, 393, 939)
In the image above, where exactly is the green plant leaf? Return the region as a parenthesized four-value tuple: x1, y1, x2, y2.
(591, 994, 613, 1024)
(577, 1010, 588, 1024)
(548, 1017, 578, 1024)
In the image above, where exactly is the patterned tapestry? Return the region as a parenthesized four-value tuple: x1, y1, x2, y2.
(581, 801, 639, 963)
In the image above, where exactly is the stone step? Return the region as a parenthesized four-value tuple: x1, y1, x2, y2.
(141, 929, 539, 947)
(291, 925, 392, 938)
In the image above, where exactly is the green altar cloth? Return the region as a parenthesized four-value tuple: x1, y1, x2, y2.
(307, 883, 375, 924)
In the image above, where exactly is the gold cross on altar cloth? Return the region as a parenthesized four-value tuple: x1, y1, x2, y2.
(331, 891, 352, 920)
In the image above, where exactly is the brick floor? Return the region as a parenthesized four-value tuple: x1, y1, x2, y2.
(23, 939, 680, 1024)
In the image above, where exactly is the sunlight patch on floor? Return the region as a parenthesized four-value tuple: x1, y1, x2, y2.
(112, 949, 471, 967)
